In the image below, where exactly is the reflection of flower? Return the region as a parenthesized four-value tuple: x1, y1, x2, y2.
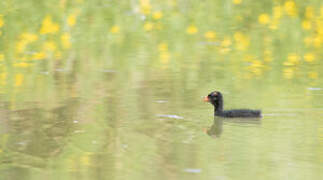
(273, 6, 283, 19)
(305, 6, 314, 19)
(67, 14, 76, 27)
(40, 15, 60, 34)
(158, 42, 168, 52)
(308, 72, 318, 79)
(15, 74, 24, 87)
(61, 33, 71, 49)
(186, 25, 198, 35)
(302, 20, 311, 30)
(144, 22, 154, 31)
(258, 14, 270, 25)
(43, 41, 57, 52)
(204, 31, 216, 40)
(15, 33, 38, 53)
(140, 0, 151, 15)
(283, 68, 294, 79)
(286, 53, 300, 65)
(233, 0, 242, 5)
(0, 15, 4, 27)
(234, 32, 249, 51)
(14, 62, 31, 68)
(31, 52, 46, 60)
(304, 53, 315, 63)
(153, 11, 163, 20)
(284, 1, 297, 17)
(110, 25, 120, 34)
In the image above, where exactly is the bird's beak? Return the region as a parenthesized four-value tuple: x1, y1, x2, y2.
(203, 96, 210, 102)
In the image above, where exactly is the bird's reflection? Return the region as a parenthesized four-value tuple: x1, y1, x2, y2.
(206, 117, 261, 138)
(206, 117, 223, 138)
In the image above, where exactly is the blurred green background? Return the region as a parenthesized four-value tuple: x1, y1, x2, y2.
(0, 0, 322, 179)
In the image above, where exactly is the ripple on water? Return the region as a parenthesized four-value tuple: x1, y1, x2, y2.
(156, 114, 184, 119)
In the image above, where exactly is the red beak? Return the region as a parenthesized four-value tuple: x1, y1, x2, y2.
(203, 96, 209, 102)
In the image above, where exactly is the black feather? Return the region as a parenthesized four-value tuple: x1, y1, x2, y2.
(206, 91, 261, 118)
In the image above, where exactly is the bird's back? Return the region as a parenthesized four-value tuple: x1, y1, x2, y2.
(218, 109, 261, 118)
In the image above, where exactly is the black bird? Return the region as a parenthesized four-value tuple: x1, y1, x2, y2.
(204, 91, 261, 118)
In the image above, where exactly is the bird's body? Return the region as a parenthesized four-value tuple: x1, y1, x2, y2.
(215, 109, 261, 118)
(204, 91, 261, 118)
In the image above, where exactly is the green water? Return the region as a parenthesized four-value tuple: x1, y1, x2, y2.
(0, 0, 323, 179)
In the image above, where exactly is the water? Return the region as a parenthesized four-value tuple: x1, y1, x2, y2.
(0, 71, 322, 180)
(1, 0, 323, 179)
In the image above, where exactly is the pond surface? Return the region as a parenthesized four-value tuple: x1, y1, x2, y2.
(0, 0, 323, 180)
(0, 70, 322, 180)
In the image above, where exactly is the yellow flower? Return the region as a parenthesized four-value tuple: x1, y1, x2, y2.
(110, 25, 120, 34)
(264, 56, 272, 62)
(313, 35, 322, 48)
(305, 6, 314, 19)
(235, 15, 243, 22)
(61, 33, 71, 49)
(43, 41, 56, 52)
(248, 60, 263, 76)
(160, 51, 170, 64)
(0, 15, 4, 28)
(243, 54, 255, 62)
(233, 0, 242, 5)
(304, 36, 313, 46)
(158, 42, 168, 52)
(204, 31, 216, 40)
(15, 74, 24, 87)
(234, 32, 249, 51)
(258, 14, 270, 25)
(20, 33, 38, 43)
(221, 37, 232, 47)
(264, 50, 273, 62)
(318, 25, 323, 36)
(140, 0, 151, 15)
(39, 15, 60, 34)
(302, 20, 312, 30)
(16, 41, 27, 53)
(186, 25, 198, 35)
(16, 33, 38, 53)
(273, 6, 283, 19)
(31, 52, 46, 60)
(152, 11, 163, 20)
(0, 72, 7, 85)
(251, 60, 263, 68)
(67, 14, 76, 27)
(287, 53, 300, 65)
(304, 53, 315, 63)
(14, 62, 31, 68)
(284, 1, 297, 17)
(219, 47, 231, 54)
(283, 68, 294, 79)
(0, 54, 4, 61)
(308, 72, 318, 79)
(283, 61, 294, 66)
(269, 19, 279, 30)
(144, 22, 154, 31)
(80, 154, 90, 166)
